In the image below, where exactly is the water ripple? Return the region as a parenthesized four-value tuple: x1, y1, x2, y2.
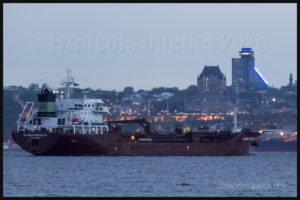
(3, 149, 297, 197)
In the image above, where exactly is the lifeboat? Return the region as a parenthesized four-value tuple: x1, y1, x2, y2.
(72, 118, 79, 124)
(72, 118, 83, 125)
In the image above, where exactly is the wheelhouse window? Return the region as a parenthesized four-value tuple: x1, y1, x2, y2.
(96, 103, 103, 110)
(73, 104, 83, 110)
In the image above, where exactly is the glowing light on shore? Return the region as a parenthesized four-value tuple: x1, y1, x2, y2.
(291, 132, 297, 137)
(279, 131, 284, 136)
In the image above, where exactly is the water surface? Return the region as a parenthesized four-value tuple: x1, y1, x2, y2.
(3, 149, 297, 197)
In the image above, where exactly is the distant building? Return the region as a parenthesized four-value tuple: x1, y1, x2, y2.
(184, 95, 233, 114)
(279, 73, 297, 95)
(289, 73, 293, 86)
(4, 85, 25, 91)
(121, 94, 142, 104)
(277, 122, 297, 133)
(232, 48, 268, 91)
(112, 104, 130, 114)
(153, 92, 174, 100)
(197, 66, 226, 95)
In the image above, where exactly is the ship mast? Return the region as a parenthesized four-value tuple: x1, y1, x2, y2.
(233, 87, 238, 130)
(166, 96, 169, 113)
(61, 68, 77, 99)
(232, 87, 240, 133)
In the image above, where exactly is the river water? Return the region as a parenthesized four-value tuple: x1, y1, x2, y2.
(3, 149, 297, 197)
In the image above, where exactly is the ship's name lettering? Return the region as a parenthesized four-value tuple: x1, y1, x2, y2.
(23, 134, 47, 137)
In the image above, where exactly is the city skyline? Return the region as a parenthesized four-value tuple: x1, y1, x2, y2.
(4, 3, 297, 91)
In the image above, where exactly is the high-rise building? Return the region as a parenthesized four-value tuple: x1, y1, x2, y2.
(197, 66, 226, 95)
(232, 48, 268, 91)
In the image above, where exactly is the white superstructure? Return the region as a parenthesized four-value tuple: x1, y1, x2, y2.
(16, 69, 109, 134)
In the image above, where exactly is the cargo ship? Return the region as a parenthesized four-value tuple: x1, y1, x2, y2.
(11, 70, 261, 156)
(250, 130, 297, 152)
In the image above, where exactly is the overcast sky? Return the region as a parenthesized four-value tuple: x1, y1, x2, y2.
(4, 3, 297, 91)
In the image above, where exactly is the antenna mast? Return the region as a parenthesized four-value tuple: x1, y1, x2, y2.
(62, 68, 75, 99)
(233, 87, 239, 131)
(166, 96, 169, 113)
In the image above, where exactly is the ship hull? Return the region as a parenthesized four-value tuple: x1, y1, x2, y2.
(11, 131, 256, 156)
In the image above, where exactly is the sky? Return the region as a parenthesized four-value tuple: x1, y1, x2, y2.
(4, 3, 297, 92)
